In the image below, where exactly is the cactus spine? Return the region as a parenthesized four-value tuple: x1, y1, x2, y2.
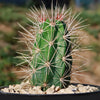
(17, 3, 87, 90)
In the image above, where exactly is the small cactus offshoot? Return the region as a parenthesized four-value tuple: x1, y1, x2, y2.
(16, 2, 88, 90)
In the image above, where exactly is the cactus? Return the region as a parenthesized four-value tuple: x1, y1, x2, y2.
(31, 18, 72, 89)
(17, 2, 87, 90)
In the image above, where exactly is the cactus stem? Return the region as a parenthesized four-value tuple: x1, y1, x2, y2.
(41, 37, 49, 43)
(51, 64, 61, 68)
(50, 49, 57, 62)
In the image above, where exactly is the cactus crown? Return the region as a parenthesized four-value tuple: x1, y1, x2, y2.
(17, 2, 88, 90)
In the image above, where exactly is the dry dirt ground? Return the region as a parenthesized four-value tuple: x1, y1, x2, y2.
(0, 24, 13, 33)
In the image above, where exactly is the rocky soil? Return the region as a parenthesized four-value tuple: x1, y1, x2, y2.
(1, 81, 99, 94)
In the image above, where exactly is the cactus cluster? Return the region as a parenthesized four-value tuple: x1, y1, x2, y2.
(17, 3, 87, 90)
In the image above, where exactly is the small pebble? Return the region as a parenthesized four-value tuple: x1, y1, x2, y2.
(46, 85, 55, 94)
(55, 86, 60, 92)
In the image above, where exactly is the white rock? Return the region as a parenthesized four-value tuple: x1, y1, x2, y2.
(19, 89, 28, 94)
(77, 84, 83, 88)
(1, 88, 9, 93)
(55, 86, 60, 92)
(14, 84, 21, 90)
(46, 85, 55, 94)
(55, 88, 74, 94)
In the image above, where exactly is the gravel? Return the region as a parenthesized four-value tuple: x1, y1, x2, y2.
(1, 81, 99, 94)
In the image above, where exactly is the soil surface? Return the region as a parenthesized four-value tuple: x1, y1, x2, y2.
(1, 81, 99, 94)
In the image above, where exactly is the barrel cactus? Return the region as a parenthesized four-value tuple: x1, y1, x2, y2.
(17, 3, 86, 90)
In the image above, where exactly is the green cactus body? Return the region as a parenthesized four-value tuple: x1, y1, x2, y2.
(31, 19, 72, 89)
(32, 19, 57, 89)
(52, 21, 72, 88)
(18, 3, 86, 91)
